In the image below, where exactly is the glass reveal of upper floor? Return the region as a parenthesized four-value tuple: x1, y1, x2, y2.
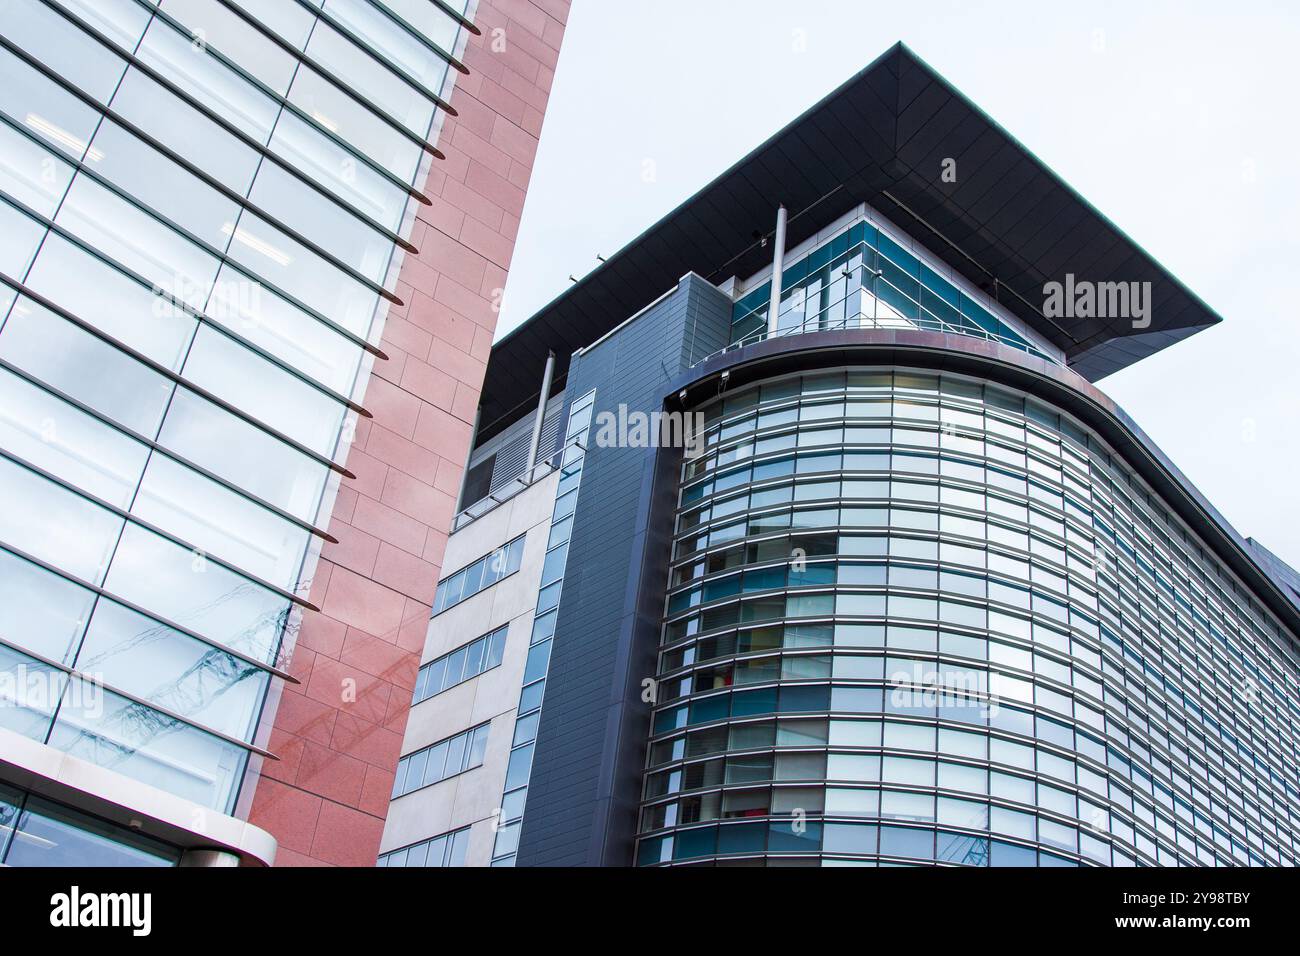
(727, 217, 1059, 365)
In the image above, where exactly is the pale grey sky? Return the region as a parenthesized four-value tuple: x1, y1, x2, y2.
(498, 0, 1300, 568)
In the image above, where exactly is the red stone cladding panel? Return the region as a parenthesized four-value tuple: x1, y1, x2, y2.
(246, 0, 570, 867)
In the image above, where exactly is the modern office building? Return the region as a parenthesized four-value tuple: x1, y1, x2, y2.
(380, 43, 1300, 867)
(0, 0, 567, 866)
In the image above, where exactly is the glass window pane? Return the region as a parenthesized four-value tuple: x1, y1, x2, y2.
(224, 210, 378, 338)
(85, 119, 240, 249)
(180, 325, 345, 456)
(5, 797, 176, 867)
(267, 110, 407, 232)
(48, 678, 246, 811)
(159, 388, 328, 522)
(447, 827, 470, 867)
(324, 0, 451, 93)
(442, 731, 467, 775)
(77, 599, 268, 740)
(47, 0, 153, 51)
(25, 233, 197, 371)
(0, 368, 149, 508)
(0, 454, 123, 584)
(248, 161, 394, 283)
(54, 176, 220, 309)
(105, 524, 290, 663)
(159, 0, 299, 94)
(462, 637, 486, 677)
(0, 297, 176, 436)
(486, 627, 507, 668)
(0, 200, 47, 278)
(373, 0, 460, 53)
(431, 653, 455, 692)
(0, 643, 67, 741)
(421, 740, 449, 786)
(137, 20, 278, 144)
(304, 18, 435, 137)
(206, 263, 363, 395)
(0, 47, 101, 161)
(286, 67, 419, 183)
(0, 1, 127, 103)
(468, 723, 490, 766)
(399, 750, 426, 795)
(110, 68, 261, 194)
(443, 646, 468, 687)
(132, 454, 309, 589)
(0, 547, 95, 664)
(226, 0, 315, 48)
(403, 840, 429, 867)
(0, 120, 75, 217)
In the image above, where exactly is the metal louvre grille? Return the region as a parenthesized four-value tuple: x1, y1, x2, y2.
(478, 394, 564, 494)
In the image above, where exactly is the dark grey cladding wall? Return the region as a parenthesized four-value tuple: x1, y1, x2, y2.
(515, 274, 732, 866)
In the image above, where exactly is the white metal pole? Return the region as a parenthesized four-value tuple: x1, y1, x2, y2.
(524, 350, 555, 479)
(766, 204, 788, 337)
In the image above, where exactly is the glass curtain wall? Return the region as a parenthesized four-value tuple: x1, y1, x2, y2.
(0, 0, 470, 816)
(639, 368, 1300, 867)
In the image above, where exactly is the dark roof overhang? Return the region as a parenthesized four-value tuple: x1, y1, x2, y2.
(479, 42, 1222, 441)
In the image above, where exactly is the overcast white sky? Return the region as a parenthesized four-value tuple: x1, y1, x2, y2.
(497, 0, 1300, 568)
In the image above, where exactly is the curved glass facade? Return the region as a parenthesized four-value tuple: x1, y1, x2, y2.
(638, 367, 1300, 867)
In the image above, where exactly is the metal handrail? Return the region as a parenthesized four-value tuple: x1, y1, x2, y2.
(451, 435, 592, 531)
(452, 459, 558, 532)
(692, 311, 1060, 369)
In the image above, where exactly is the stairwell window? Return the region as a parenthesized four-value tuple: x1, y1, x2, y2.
(412, 625, 508, 704)
(431, 535, 525, 615)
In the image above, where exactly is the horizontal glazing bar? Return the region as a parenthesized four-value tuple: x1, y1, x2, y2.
(284, 0, 466, 97)
(37, 0, 434, 204)
(0, 356, 339, 543)
(0, 265, 357, 480)
(359, 0, 474, 67)
(133, 0, 447, 159)
(0, 539, 299, 682)
(0, 632, 278, 757)
(0, 113, 382, 407)
(0, 445, 317, 609)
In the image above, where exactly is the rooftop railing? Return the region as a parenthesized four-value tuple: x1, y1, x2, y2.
(451, 457, 558, 532)
(692, 308, 1060, 370)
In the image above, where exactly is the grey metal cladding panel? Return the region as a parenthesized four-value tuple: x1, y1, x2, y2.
(824, 99, 892, 169)
(1010, 186, 1075, 254)
(514, 294, 676, 866)
(996, 181, 1062, 254)
(683, 307, 729, 367)
(896, 96, 957, 160)
(1246, 540, 1300, 612)
(946, 145, 1026, 215)
(799, 119, 859, 185)
(515, 280, 721, 867)
(948, 126, 1012, 189)
(1034, 206, 1106, 278)
(966, 154, 1039, 226)
(900, 100, 982, 165)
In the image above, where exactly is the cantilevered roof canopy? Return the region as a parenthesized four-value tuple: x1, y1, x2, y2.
(478, 42, 1221, 440)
